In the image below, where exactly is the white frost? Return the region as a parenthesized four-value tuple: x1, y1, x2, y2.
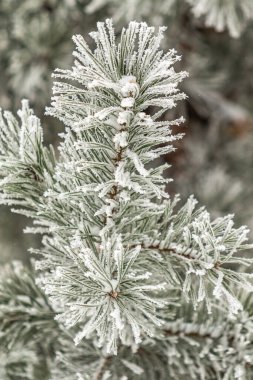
(113, 131, 128, 149)
(121, 97, 135, 108)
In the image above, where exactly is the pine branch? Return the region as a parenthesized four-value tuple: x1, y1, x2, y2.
(187, 0, 253, 38)
(0, 18, 253, 379)
(0, 261, 65, 380)
(0, 100, 55, 217)
(0, 261, 59, 351)
(28, 19, 253, 353)
(50, 292, 253, 379)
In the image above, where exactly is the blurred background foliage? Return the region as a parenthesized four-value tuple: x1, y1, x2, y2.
(0, 0, 253, 264)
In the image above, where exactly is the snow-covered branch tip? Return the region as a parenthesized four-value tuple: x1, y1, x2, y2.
(0, 100, 55, 215)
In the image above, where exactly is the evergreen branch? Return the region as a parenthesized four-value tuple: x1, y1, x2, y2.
(0, 100, 55, 216)
(0, 261, 59, 351)
(34, 19, 253, 353)
(0, 18, 253, 379)
(50, 293, 253, 379)
(187, 0, 253, 38)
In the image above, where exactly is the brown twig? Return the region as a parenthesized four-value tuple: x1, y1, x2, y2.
(94, 356, 112, 380)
